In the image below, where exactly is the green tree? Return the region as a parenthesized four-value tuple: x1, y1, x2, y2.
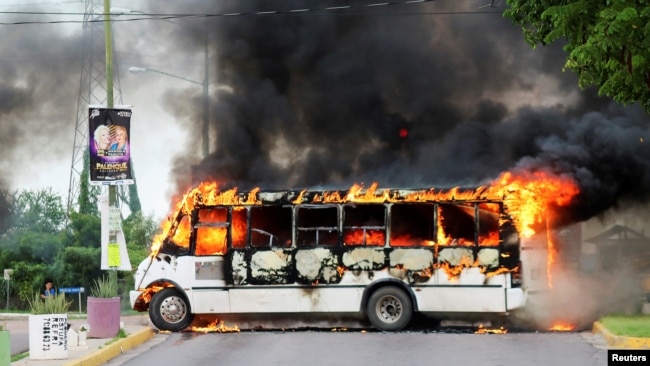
(504, 0, 650, 111)
(13, 188, 66, 233)
(127, 184, 142, 215)
(78, 149, 100, 216)
(0, 189, 65, 266)
(58, 211, 102, 290)
(0, 188, 67, 308)
(0, 186, 12, 235)
(122, 211, 157, 268)
(59, 246, 102, 290)
(66, 212, 101, 248)
(10, 261, 49, 307)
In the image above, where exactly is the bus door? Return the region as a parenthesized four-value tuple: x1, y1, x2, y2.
(229, 205, 294, 312)
(191, 207, 229, 313)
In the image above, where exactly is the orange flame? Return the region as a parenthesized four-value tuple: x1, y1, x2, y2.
(548, 322, 575, 332)
(489, 171, 579, 238)
(191, 319, 240, 333)
(151, 171, 579, 263)
(475, 324, 508, 334)
(150, 182, 261, 256)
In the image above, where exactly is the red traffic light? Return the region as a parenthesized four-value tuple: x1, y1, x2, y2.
(398, 128, 409, 139)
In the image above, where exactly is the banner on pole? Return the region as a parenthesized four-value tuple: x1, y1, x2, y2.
(88, 105, 134, 185)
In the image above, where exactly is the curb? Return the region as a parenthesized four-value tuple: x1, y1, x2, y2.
(592, 321, 650, 349)
(62, 327, 155, 366)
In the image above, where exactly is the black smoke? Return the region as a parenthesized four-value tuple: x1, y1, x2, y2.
(146, 1, 650, 226)
(0, 7, 83, 227)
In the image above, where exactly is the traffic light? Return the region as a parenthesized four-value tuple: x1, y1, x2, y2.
(398, 127, 409, 139)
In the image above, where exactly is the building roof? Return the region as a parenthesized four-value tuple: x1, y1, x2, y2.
(584, 224, 650, 247)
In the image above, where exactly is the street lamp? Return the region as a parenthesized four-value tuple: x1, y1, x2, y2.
(129, 65, 210, 157)
(118, 5, 211, 158)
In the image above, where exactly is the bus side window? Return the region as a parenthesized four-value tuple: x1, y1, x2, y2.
(437, 203, 476, 246)
(195, 208, 228, 256)
(231, 207, 248, 249)
(389, 203, 434, 246)
(478, 203, 500, 246)
(250, 205, 292, 248)
(296, 206, 338, 246)
(166, 215, 191, 255)
(343, 204, 385, 246)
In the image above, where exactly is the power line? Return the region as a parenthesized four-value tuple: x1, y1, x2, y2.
(0, 0, 502, 26)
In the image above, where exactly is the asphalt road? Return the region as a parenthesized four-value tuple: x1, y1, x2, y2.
(107, 327, 609, 366)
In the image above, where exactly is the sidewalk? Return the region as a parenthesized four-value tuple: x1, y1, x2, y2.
(2, 313, 157, 366)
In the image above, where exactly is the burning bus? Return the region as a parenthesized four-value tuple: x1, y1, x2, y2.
(130, 173, 578, 332)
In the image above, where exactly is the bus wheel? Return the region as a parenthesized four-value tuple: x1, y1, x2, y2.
(149, 288, 194, 332)
(367, 286, 412, 331)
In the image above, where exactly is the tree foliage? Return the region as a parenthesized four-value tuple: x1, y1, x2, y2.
(504, 0, 650, 111)
(13, 188, 66, 233)
(0, 186, 157, 310)
(78, 149, 100, 216)
(0, 187, 12, 235)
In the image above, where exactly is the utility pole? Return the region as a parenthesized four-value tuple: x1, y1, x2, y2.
(68, 0, 141, 218)
(104, 0, 118, 294)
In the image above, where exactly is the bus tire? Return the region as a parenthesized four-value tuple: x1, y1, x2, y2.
(149, 287, 194, 332)
(366, 286, 412, 331)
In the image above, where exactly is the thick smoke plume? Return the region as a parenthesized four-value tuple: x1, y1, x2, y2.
(155, 1, 650, 229)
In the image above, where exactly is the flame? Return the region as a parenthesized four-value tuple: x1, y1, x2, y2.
(483, 266, 519, 279)
(546, 219, 557, 288)
(436, 256, 477, 281)
(344, 230, 385, 246)
(490, 171, 579, 238)
(151, 170, 579, 288)
(548, 322, 575, 332)
(150, 182, 261, 256)
(191, 319, 240, 333)
(475, 324, 508, 334)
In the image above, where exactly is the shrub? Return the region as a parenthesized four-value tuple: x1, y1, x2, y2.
(90, 275, 118, 298)
(29, 293, 71, 314)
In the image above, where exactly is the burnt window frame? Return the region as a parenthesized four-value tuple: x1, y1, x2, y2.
(249, 204, 293, 248)
(295, 204, 340, 246)
(387, 202, 435, 247)
(342, 203, 387, 247)
(434, 201, 506, 247)
(160, 213, 191, 256)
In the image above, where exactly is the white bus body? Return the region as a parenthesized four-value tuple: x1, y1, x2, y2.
(130, 187, 547, 331)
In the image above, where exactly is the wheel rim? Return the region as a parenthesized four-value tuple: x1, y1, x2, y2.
(159, 295, 188, 324)
(375, 295, 402, 323)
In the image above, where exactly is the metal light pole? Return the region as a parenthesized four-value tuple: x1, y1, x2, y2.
(129, 62, 210, 157)
(104, 0, 118, 293)
(202, 31, 209, 158)
(117, 7, 211, 158)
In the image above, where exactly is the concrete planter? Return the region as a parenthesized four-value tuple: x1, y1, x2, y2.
(28, 314, 68, 360)
(0, 330, 10, 366)
(87, 297, 121, 338)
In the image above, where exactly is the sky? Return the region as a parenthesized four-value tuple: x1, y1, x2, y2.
(1, 0, 649, 228)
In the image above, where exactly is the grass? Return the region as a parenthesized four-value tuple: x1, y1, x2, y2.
(102, 328, 129, 347)
(11, 352, 29, 362)
(600, 314, 650, 338)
